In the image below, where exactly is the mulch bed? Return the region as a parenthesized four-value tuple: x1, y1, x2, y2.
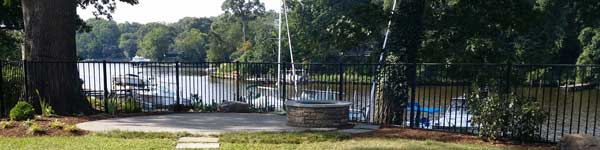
(0, 116, 90, 137)
(0, 112, 173, 137)
(354, 128, 558, 149)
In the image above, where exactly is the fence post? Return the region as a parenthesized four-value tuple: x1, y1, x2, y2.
(282, 63, 287, 102)
(175, 62, 181, 111)
(235, 61, 240, 102)
(410, 63, 418, 128)
(22, 60, 28, 100)
(102, 60, 109, 114)
(338, 62, 344, 101)
(0, 62, 4, 116)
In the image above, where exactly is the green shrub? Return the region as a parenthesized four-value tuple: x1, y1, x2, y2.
(2, 65, 24, 111)
(468, 88, 547, 142)
(63, 125, 80, 133)
(35, 90, 55, 117)
(27, 123, 45, 135)
(0, 120, 14, 129)
(106, 97, 142, 114)
(9, 101, 35, 121)
(21, 119, 34, 127)
(49, 119, 65, 129)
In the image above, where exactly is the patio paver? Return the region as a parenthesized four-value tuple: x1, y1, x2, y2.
(77, 113, 304, 135)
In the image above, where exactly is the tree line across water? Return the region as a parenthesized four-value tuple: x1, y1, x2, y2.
(3, 0, 600, 65)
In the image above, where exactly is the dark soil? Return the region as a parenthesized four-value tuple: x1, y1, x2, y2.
(354, 128, 558, 150)
(0, 112, 172, 137)
(0, 116, 89, 137)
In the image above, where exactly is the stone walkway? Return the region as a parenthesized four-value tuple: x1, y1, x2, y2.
(77, 113, 304, 135)
(176, 137, 220, 149)
(77, 113, 380, 136)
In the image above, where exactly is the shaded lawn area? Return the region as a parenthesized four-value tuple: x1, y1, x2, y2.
(0, 136, 175, 150)
(0, 130, 556, 150)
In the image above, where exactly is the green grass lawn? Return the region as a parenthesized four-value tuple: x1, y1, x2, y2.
(0, 131, 549, 150)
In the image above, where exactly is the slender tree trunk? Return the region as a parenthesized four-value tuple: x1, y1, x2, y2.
(21, 0, 92, 115)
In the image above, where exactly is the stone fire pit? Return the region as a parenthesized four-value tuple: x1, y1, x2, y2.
(285, 100, 351, 128)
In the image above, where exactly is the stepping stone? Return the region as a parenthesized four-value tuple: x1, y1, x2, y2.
(178, 137, 220, 143)
(176, 143, 219, 149)
(353, 124, 380, 130)
(307, 128, 338, 132)
(338, 128, 375, 134)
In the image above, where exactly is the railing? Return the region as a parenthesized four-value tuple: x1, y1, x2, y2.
(1, 61, 600, 142)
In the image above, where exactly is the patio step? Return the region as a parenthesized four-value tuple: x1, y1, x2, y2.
(176, 143, 219, 149)
(178, 137, 220, 143)
(176, 137, 220, 149)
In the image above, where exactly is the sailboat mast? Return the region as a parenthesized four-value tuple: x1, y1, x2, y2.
(277, 0, 283, 97)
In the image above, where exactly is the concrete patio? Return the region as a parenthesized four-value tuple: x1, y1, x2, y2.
(77, 113, 306, 135)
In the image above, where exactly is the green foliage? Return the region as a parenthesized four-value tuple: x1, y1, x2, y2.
(63, 125, 80, 133)
(0, 31, 22, 60)
(94, 130, 192, 139)
(106, 97, 142, 114)
(76, 18, 124, 60)
(50, 119, 65, 129)
(9, 101, 35, 121)
(0, 120, 14, 129)
(118, 33, 139, 59)
(137, 27, 175, 61)
(35, 90, 55, 117)
(20, 119, 33, 127)
(170, 17, 212, 34)
(27, 122, 45, 135)
(467, 88, 547, 141)
(220, 132, 350, 144)
(1, 64, 24, 110)
(576, 27, 600, 83)
(172, 29, 208, 61)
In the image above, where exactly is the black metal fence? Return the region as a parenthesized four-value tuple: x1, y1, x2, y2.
(1, 61, 600, 142)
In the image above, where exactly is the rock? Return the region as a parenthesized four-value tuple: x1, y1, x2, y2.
(218, 101, 250, 113)
(560, 134, 600, 150)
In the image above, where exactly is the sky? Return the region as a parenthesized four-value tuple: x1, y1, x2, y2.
(77, 0, 281, 24)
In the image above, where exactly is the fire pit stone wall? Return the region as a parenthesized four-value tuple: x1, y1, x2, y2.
(286, 101, 351, 128)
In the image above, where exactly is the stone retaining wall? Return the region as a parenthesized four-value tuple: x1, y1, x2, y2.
(287, 105, 349, 128)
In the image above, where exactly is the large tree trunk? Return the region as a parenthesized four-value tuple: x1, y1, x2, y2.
(21, 0, 92, 115)
(374, 0, 424, 125)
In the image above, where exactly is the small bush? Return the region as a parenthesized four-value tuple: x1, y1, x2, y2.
(106, 97, 142, 114)
(468, 88, 547, 142)
(63, 125, 80, 133)
(21, 119, 34, 127)
(27, 123, 45, 135)
(0, 120, 14, 129)
(36, 90, 55, 117)
(49, 119, 65, 129)
(9, 101, 35, 121)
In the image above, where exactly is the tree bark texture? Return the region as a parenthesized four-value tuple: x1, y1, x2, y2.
(374, 0, 424, 125)
(21, 0, 92, 115)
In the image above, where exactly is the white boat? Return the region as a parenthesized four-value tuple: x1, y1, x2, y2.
(284, 70, 308, 84)
(292, 89, 340, 101)
(431, 96, 478, 130)
(245, 85, 284, 111)
(111, 73, 191, 107)
(111, 74, 149, 92)
(133, 84, 182, 106)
